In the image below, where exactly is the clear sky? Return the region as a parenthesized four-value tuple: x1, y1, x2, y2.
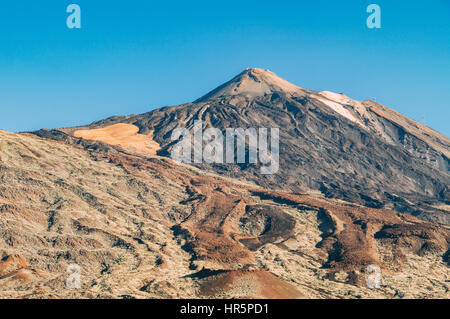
(0, 1, 448, 136)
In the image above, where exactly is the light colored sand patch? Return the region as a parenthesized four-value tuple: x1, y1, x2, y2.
(74, 123, 160, 155)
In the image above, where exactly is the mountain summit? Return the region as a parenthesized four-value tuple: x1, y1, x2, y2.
(196, 68, 305, 102)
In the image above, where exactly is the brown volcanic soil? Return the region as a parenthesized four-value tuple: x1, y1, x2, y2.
(251, 190, 450, 272)
(197, 269, 304, 299)
(0, 129, 448, 298)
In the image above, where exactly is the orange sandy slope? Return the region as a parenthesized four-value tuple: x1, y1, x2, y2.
(74, 123, 160, 155)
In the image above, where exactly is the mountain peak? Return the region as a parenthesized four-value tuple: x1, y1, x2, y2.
(195, 68, 303, 102)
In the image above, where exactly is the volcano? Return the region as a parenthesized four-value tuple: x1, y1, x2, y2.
(53, 68, 450, 224)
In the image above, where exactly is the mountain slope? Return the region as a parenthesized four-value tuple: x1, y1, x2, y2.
(57, 68, 450, 224)
(1, 129, 448, 298)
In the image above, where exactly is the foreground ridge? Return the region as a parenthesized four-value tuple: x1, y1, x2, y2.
(0, 129, 448, 298)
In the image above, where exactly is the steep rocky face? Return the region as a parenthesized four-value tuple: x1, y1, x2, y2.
(59, 68, 449, 224)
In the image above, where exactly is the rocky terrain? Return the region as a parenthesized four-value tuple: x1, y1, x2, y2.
(0, 68, 449, 299)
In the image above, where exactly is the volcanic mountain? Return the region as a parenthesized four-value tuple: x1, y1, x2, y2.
(53, 68, 450, 224)
(0, 68, 448, 299)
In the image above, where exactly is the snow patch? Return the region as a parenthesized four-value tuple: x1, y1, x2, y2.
(320, 91, 353, 105)
(315, 97, 359, 124)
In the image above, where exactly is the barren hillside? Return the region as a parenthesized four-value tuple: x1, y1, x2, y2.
(0, 129, 448, 298)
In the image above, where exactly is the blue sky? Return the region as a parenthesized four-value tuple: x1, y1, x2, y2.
(0, 1, 448, 135)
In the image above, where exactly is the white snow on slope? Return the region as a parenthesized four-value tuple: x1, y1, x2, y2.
(320, 91, 353, 105)
(315, 96, 360, 124)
